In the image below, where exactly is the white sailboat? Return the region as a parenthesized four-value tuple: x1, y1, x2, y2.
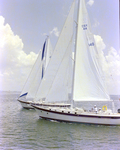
(32, 0, 120, 125)
(18, 37, 53, 109)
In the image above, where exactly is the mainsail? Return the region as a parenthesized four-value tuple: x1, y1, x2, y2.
(72, 0, 110, 101)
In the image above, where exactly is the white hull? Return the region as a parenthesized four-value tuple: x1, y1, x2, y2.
(18, 100, 34, 109)
(32, 105, 120, 126)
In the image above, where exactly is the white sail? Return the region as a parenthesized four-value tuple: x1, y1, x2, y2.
(35, 0, 75, 101)
(19, 37, 53, 100)
(45, 37, 53, 69)
(45, 37, 73, 102)
(19, 49, 42, 100)
(26, 64, 42, 99)
(72, 0, 110, 101)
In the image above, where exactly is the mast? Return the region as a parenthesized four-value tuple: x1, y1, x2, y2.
(71, 0, 80, 104)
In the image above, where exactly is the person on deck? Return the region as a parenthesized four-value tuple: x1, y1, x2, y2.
(94, 105, 98, 114)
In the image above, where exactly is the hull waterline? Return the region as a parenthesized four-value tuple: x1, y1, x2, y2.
(32, 105, 120, 126)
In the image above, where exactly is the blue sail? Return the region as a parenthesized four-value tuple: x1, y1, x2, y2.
(19, 92, 28, 98)
(41, 66, 44, 79)
(41, 41, 46, 60)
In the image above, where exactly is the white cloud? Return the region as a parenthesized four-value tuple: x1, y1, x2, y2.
(94, 35, 120, 95)
(0, 16, 38, 91)
(50, 27, 60, 37)
(0, 15, 120, 95)
(105, 48, 120, 95)
(87, 0, 94, 6)
(43, 27, 60, 37)
(94, 35, 106, 51)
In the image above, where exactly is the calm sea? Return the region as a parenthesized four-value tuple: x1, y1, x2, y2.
(0, 91, 120, 150)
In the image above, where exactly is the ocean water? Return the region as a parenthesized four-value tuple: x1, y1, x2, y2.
(0, 91, 120, 150)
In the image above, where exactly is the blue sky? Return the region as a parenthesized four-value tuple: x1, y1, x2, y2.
(0, 0, 119, 93)
(0, 0, 119, 53)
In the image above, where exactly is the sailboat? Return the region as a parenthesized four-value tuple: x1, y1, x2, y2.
(18, 37, 53, 109)
(32, 0, 120, 125)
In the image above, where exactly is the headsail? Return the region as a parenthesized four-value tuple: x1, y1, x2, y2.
(45, 37, 73, 102)
(72, 0, 110, 101)
(19, 37, 53, 100)
(35, 0, 75, 102)
(19, 48, 42, 100)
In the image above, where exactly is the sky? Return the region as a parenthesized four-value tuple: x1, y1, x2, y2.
(0, 0, 119, 94)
